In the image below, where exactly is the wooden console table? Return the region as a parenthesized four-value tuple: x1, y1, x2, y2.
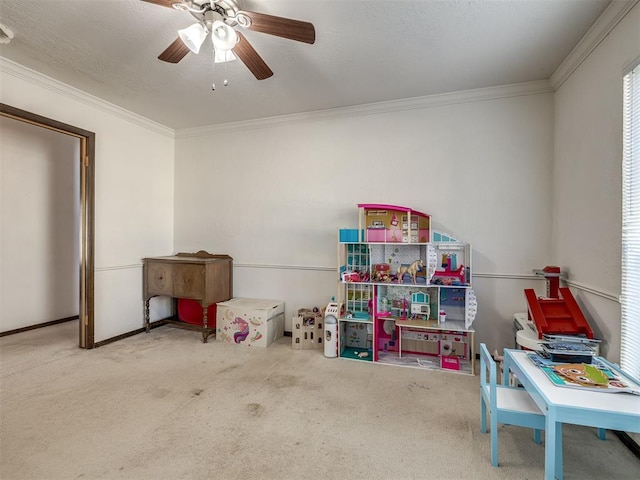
(142, 251, 233, 342)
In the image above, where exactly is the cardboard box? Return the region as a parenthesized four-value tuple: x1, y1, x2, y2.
(292, 308, 323, 350)
(216, 298, 284, 347)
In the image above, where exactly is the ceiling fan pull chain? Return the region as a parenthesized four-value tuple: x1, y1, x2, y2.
(211, 47, 216, 91)
(224, 50, 229, 86)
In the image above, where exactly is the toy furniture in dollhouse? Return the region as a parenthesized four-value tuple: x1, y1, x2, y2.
(337, 204, 477, 374)
(395, 320, 474, 372)
(410, 291, 430, 318)
(431, 243, 471, 286)
(359, 204, 430, 243)
(479, 343, 546, 467)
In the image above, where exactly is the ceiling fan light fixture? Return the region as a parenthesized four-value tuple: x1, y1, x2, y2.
(178, 22, 208, 54)
(172, 1, 206, 13)
(214, 49, 236, 63)
(210, 20, 238, 51)
(171, 2, 189, 11)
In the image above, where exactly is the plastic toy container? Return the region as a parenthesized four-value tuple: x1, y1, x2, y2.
(177, 298, 217, 327)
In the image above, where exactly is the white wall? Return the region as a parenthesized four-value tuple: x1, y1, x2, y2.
(553, 3, 640, 362)
(3, 4, 634, 356)
(0, 117, 80, 331)
(0, 59, 175, 343)
(174, 87, 555, 349)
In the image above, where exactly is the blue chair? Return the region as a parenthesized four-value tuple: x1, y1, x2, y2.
(480, 343, 547, 467)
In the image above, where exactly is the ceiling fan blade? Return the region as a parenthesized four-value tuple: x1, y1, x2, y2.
(232, 32, 273, 80)
(158, 37, 190, 63)
(238, 10, 315, 44)
(139, 0, 175, 8)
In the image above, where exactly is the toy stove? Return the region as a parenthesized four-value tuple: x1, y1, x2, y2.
(513, 266, 599, 354)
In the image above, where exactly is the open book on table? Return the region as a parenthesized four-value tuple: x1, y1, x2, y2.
(527, 353, 640, 395)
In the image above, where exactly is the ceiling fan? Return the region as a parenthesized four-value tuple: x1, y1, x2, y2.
(141, 0, 316, 80)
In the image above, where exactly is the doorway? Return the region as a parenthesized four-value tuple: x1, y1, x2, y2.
(0, 103, 95, 349)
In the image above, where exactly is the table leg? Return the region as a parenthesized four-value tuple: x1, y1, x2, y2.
(545, 413, 563, 480)
(502, 355, 511, 386)
(145, 299, 150, 333)
(202, 305, 208, 343)
(555, 422, 563, 480)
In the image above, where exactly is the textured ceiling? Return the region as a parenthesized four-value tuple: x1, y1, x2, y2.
(0, 0, 612, 129)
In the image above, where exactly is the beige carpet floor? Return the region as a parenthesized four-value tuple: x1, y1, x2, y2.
(1, 321, 638, 480)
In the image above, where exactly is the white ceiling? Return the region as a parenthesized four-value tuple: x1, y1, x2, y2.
(0, 0, 614, 129)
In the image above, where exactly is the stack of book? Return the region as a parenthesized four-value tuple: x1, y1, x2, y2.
(539, 335, 599, 364)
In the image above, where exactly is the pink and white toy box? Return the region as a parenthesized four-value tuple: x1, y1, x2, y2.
(216, 298, 285, 347)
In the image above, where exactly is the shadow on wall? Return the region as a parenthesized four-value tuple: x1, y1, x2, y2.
(573, 292, 620, 361)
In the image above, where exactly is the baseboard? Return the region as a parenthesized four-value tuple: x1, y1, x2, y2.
(94, 319, 167, 347)
(0, 315, 79, 337)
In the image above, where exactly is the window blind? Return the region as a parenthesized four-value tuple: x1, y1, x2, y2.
(622, 63, 640, 379)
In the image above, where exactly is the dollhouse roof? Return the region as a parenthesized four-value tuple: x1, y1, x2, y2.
(357, 204, 430, 218)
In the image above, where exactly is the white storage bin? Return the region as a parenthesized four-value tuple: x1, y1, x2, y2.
(216, 298, 284, 347)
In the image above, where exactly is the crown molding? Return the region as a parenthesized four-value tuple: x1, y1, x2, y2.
(175, 79, 553, 139)
(0, 57, 174, 138)
(551, 0, 640, 90)
(0, 55, 552, 140)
